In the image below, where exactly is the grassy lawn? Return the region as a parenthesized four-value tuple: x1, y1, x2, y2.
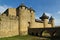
(0, 35, 50, 40)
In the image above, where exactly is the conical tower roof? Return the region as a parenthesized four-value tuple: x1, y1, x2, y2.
(40, 13, 49, 19)
(49, 16, 54, 20)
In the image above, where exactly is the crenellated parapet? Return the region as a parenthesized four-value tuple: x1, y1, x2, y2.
(16, 3, 35, 13)
(2, 8, 16, 16)
(0, 3, 55, 37)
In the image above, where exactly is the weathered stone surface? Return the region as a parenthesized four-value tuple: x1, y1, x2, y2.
(0, 4, 54, 38)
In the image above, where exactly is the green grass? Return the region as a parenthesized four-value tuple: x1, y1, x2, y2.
(0, 35, 50, 40)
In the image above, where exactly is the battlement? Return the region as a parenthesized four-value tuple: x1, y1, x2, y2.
(2, 3, 35, 17)
(16, 3, 35, 13)
(0, 3, 55, 38)
(2, 8, 16, 16)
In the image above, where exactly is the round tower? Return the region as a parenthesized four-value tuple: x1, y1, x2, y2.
(29, 7, 35, 28)
(17, 3, 29, 35)
(40, 13, 49, 28)
(49, 16, 54, 27)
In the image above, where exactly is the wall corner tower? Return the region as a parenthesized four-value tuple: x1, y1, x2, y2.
(49, 16, 54, 27)
(16, 3, 29, 36)
(40, 13, 49, 28)
(29, 7, 35, 28)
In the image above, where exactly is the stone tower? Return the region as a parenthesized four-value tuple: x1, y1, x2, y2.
(16, 3, 30, 35)
(49, 16, 54, 27)
(40, 13, 49, 28)
(16, 3, 36, 35)
(29, 7, 35, 28)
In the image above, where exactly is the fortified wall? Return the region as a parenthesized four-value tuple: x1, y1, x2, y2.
(0, 15, 19, 37)
(0, 3, 54, 38)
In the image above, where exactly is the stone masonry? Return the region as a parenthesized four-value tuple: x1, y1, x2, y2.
(0, 3, 54, 38)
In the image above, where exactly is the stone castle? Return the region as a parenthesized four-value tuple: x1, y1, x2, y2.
(0, 3, 54, 38)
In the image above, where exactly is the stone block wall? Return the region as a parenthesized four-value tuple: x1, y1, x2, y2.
(31, 22, 44, 28)
(0, 15, 19, 38)
(0, 4, 55, 38)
